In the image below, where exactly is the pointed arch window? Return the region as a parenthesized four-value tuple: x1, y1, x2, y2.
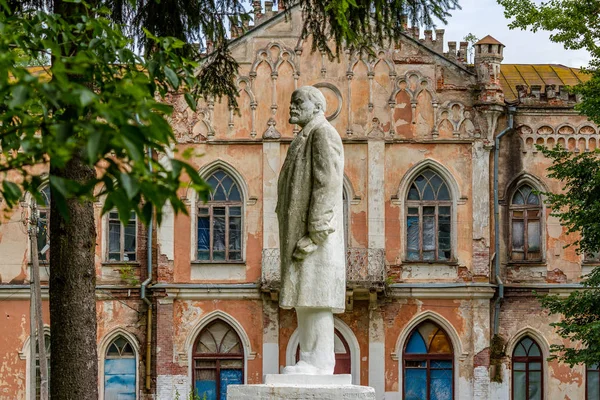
(198, 170, 243, 262)
(403, 321, 453, 400)
(510, 184, 542, 261)
(406, 169, 452, 261)
(104, 336, 136, 400)
(35, 334, 50, 400)
(512, 336, 543, 400)
(193, 319, 244, 400)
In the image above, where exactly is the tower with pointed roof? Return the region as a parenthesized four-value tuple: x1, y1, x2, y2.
(474, 35, 505, 105)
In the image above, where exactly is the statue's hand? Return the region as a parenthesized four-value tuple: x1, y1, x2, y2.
(309, 228, 334, 245)
(292, 236, 317, 261)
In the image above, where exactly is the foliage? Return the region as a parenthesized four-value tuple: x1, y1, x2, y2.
(174, 387, 208, 400)
(0, 2, 210, 225)
(498, 0, 600, 366)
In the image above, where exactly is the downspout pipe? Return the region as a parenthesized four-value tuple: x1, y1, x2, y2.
(493, 106, 515, 336)
(141, 145, 153, 390)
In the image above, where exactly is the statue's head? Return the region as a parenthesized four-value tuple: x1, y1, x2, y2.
(289, 86, 326, 127)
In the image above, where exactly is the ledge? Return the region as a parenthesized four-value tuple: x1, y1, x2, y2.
(191, 262, 247, 281)
(387, 283, 496, 299)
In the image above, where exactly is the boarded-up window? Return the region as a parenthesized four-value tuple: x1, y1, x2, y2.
(403, 321, 453, 400)
(104, 336, 136, 400)
(193, 320, 244, 400)
(198, 170, 243, 262)
(107, 211, 137, 262)
(512, 336, 543, 400)
(510, 185, 542, 261)
(406, 169, 452, 262)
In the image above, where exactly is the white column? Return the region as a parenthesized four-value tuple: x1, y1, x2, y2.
(369, 309, 385, 399)
(367, 140, 385, 276)
(262, 296, 280, 377)
(262, 141, 281, 281)
(471, 141, 491, 276)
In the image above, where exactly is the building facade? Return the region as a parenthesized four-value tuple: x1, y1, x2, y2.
(0, 4, 597, 400)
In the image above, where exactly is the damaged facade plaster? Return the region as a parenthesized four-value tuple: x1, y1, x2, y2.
(0, 5, 597, 399)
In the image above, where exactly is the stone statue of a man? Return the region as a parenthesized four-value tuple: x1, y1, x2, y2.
(276, 86, 345, 375)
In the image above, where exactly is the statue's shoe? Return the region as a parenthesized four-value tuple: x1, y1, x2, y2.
(282, 360, 331, 375)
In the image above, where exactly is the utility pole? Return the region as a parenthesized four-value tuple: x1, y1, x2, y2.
(29, 201, 49, 400)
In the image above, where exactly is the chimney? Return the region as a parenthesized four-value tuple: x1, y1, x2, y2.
(264, 1, 274, 18)
(253, 0, 263, 23)
(412, 26, 420, 40)
(400, 15, 408, 31)
(458, 41, 468, 63)
(424, 30, 433, 49)
(434, 29, 444, 53)
(448, 41, 457, 59)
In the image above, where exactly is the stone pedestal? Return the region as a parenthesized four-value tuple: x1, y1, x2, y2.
(227, 374, 376, 399)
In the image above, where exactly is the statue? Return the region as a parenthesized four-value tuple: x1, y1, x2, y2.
(276, 86, 345, 375)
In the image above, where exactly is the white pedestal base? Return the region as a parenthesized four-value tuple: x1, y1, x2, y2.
(227, 374, 376, 399)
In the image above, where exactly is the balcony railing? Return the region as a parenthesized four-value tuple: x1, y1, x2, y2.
(261, 247, 386, 290)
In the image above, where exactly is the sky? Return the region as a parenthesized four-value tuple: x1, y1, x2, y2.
(439, 0, 591, 67)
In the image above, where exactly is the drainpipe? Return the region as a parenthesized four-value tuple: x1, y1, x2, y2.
(493, 106, 515, 336)
(141, 146, 153, 390)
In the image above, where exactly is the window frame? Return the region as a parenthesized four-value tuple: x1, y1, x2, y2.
(404, 169, 453, 263)
(105, 210, 138, 263)
(509, 184, 543, 263)
(196, 169, 244, 263)
(402, 321, 454, 400)
(33, 186, 51, 263)
(103, 335, 137, 400)
(587, 363, 600, 400)
(511, 336, 544, 400)
(192, 319, 245, 400)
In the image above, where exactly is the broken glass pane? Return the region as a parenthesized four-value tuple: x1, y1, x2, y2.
(527, 221, 540, 252)
(423, 216, 435, 250)
(407, 216, 419, 259)
(512, 221, 524, 250)
(213, 213, 226, 255)
(109, 221, 121, 260)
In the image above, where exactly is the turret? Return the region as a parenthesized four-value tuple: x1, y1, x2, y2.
(474, 35, 504, 86)
(473, 35, 505, 105)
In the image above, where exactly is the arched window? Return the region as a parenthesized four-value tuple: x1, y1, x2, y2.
(193, 319, 244, 400)
(35, 186, 51, 262)
(406, 169, 452, 261)
(510, 184, 542, 261)
(104, 336, 136, 400)
(198, 170, 243, 262)
(403, 321, 453, 400)
(295, 329, 351, 375)
(512, 336, 543, 400)
(587, 363, 600, 399)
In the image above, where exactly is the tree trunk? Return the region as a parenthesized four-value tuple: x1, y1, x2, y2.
(49, 154, 98, 400)
(49, 1, 99, 398)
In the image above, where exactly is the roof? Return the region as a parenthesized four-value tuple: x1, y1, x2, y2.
(475, 35, 504, 46)
(500, 64, 590, 101)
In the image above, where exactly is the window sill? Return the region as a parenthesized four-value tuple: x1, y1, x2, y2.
(101, 261, 141, 267)
(401, 260, 459, 266)
(191, 262, 247, 281)
(507, 260, 546, 266)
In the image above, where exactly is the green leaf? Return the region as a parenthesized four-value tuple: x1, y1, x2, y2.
(184, 92, 196, 112)
(1, 181, 22, 207)
(164, 66, 179, 89)
(8, 85, 29, 109)
(119, 172, 140, 200)
(86, 129, 103, 164)
(78, 88, 97, 107)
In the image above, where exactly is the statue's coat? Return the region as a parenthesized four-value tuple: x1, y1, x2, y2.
(276, 114, 345, 313)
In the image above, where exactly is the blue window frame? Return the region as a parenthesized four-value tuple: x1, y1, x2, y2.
(104, 336, 136, 400)
(193, 320, 244, 400)
(197, 170, 243, 262)
(403, 321, 453, 400)
(405, 170, 452, 262)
